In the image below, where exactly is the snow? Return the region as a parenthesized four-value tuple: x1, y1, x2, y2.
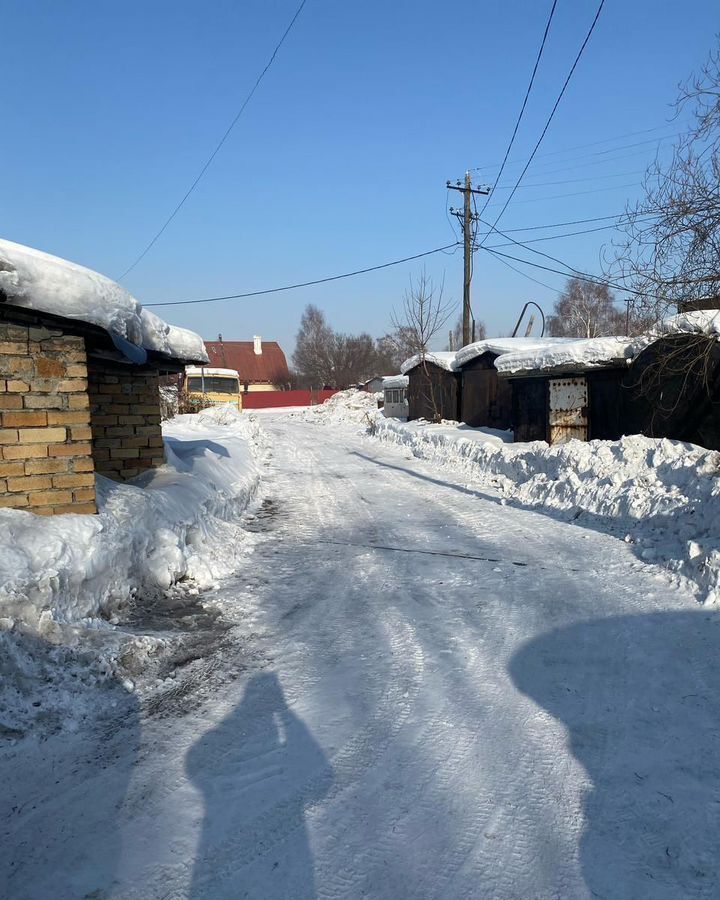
(400, 350, 458, 374)
(371, 413, 720, 604)
(656, 307, 720, 338)
(494, 335, 639, 374)
(292, 387, 379, 423)
(454, 336, 572, 368)
(3, 408, 718, 899)
(382, 374, 409, 389)
(0, 238, 208, 363)
(0, 405, 264, 634)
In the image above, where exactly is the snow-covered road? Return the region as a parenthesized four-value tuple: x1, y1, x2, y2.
(4, 413, 720, 899)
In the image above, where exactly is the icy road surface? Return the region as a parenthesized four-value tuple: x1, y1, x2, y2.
(3, 414, 720, 899)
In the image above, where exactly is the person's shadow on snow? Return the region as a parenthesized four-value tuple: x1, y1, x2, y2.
(510, 611, 720, 899)
(186, 671, 332, 899)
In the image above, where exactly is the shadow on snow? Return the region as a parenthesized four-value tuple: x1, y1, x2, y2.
(509, 610, 720, 899)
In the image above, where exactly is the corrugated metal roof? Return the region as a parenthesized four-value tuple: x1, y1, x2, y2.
(204, 341, 290, 385)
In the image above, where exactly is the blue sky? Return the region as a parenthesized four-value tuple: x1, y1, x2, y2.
(3, 0, 718, 356)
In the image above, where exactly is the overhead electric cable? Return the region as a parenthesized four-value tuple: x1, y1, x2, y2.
(476, 0, 558, 217)
(118, 0, 308, 280)
(146, 241, 460, 307)
(482, 0, 606, 239)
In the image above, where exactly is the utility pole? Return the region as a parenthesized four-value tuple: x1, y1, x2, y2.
(447, 173, 490, 347)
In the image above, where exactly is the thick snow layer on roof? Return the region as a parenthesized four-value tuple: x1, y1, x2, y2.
(495, 335, 639, 375)
(0, 238, 207, 363)
(382, 374, 409, 389)
(400, 351, 458, 374)
(454, 337, 572, 368)
(656, 309, 720, 338)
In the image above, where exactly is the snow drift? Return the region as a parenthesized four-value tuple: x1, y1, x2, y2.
(370, 414, 720, 603)
(0, 406, 266, 634)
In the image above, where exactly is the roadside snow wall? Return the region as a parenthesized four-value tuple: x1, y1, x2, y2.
(370, 415, 720, 604)
(0, 406, 265, 632)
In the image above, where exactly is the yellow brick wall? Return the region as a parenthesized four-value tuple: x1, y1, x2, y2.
(0, 323, 97, 514)
(87, 366, 165, 482)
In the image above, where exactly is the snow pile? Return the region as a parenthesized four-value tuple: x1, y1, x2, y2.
(294, 389, 379, 424)
(0, 406, 266, 633)
(0, 238, 207, 363)
(370, 416, 720, 603)
(494, 335, 638, 374)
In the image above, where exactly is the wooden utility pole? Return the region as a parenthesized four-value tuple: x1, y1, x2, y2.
(447, 174, 490, 347)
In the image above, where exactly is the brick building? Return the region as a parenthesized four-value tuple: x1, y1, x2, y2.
(0, 239, 207, 515)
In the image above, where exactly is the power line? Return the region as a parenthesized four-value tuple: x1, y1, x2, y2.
(146, 241, 460, 307)
(480, 244, 655, 298)
(483, 0, 606, 238)
(476, 0, 558, 218)
(472, 122, 681, 172)
(484, 181, 640, 207)
(494, 169, 644, 190)
(118, 0, 308, 280)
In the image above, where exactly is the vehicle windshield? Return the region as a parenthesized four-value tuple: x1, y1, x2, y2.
(186, 376, 239, 394)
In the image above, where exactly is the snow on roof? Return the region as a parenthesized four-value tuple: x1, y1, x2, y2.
(0, 238, 207, 363)
(400, 351, 458, 374)
(656, 308, 720, 339)
(454, 337, 573, 368)
(382, 374, 409, 389)
(495, 335, 639, 375)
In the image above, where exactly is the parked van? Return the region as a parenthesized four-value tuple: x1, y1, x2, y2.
(184, 366, 242, 410)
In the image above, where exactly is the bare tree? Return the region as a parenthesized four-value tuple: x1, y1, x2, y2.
(446, 313, 486, 350)
(546, 278, 628, 337)
(391, 270, 453, 422)
(607, 43, 720, 319)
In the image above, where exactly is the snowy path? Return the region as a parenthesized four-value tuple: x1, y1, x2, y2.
(3, 414, 720, 899)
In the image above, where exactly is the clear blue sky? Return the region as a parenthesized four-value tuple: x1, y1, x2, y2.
(3, 0, 718, 356)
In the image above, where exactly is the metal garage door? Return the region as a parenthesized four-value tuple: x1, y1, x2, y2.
(549, 377, 588, 443)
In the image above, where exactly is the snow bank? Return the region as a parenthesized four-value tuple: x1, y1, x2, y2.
(293, 389, 379, 424)
(0, 238, 207, 363)
(370, 416, 720, 604)
(494, 335, 638, 374)
(0, 406, 265, 633)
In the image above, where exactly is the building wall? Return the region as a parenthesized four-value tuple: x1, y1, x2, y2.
(407, 364, 461, 422)
(460, 353, 513, 430)
(88, 365, 165, 482)
(0, 322, 96, 514)
(244, 382, 277, 393)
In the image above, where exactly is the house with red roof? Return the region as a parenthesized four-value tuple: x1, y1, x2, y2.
(203, 336, 290, 392)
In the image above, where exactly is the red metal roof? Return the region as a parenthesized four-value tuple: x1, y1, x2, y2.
(203, 341, 290, 386)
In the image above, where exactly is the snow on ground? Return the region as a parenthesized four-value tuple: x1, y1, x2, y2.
(371, 412, 720, 604)
(3, 408, 718, 899)
(0, 405, 266, 738)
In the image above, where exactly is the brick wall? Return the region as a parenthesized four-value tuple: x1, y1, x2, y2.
(88, 366, 165, 481)
(0, 322, 97, 514)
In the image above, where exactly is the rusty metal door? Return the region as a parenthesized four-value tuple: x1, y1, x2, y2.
(549, 377, 588, 443)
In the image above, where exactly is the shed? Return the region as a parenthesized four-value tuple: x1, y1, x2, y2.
(0, 239, 207, 515)
(622, 310, 720, 449)
(401, 352, 460, 422)
(495, 337, 637, 444)
(382, 375, 409, 418)
(455, 338, 569, 430)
